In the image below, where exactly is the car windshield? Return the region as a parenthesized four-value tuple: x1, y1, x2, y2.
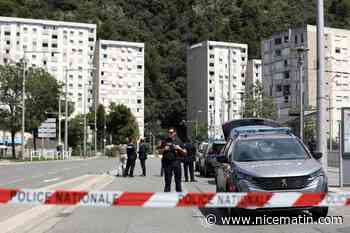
(234, 138, 310, 162)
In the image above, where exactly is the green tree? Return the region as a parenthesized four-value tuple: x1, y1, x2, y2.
(67, 114, 84, 154)
(191, 122, 208, 143)
(25, 68, 60, 149)
(106, 103, 139, 144)
(244, 80, 278, 120)
(0, 64, 24, 159)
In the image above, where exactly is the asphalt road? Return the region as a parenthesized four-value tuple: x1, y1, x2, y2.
(0, 157, 350, 233)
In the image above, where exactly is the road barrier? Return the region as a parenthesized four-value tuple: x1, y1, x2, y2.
(0, 189, 350, 208)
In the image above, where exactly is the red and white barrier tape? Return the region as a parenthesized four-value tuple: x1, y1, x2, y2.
(1, 189, 350, 209)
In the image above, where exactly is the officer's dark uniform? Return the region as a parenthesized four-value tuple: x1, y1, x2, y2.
(138, 142, 147, 176)
(162, 137, 183, 192)
(124, 143, 136, 177)
(183, 142, 196, 182)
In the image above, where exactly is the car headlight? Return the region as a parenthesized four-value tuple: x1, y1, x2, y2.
(236, 171, 254, 182)
(307, 169, 324, 182)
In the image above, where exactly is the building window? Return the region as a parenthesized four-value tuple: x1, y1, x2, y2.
(335, 48, 341, 54)
(284, 36, 289, 43)
(284, 60, 288, 67)
(275, 49, 282, 57)
(88, 37, 94, 42)
(43, 60, 47, 65)
(6, 40, 10, 45)
(102, 45, 107, 50)
(16, 32, 20, 37)
(52, 43, 57, 48)
(138, 48, 143, 52)
(42, 42, 48, 47)
(295, 35, 298, 44)
(209, 71, 214, 76)
(90, 46, 94, 51)
(209, 46, 213, 50)
(283, 85, 290, 95)
(210, 54, 215, 59)
(209, 96, 215, 101)
(284, 71, 290, 79)
(284, 96, 289, 103)
(276, 84, 282, 92)
(209, 63, 214, 67)
(242, 57, 246, 61)
(137, 65, 142, 70)
(137, 99, 142, 104)
(4, 31, 10, 36)
(101, 72, 104, 76)
(52, 34, 58, 39)
(241, 48, 246, 53)
(274, 37, 282, 45)
(103, 54, 107, 59)
(210, 88, 213, 92)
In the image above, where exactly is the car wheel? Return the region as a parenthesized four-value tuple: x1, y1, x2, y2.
(310, 207, 328, 221)
(216, 168, 226, 192)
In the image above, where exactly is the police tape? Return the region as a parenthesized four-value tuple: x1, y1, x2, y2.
(0, 189, 350, 209)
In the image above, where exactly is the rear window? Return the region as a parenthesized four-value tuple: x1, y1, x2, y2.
(233, 138, 310, 162)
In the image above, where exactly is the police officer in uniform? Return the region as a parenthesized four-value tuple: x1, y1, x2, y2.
(138, 138, 147, 176)
(160, 128, 187, 192)
(183, 139, 197, 182)
(124, 138, 137, 177)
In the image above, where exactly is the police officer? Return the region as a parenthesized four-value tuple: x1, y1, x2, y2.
(160, 128, 187, 192)
(183, 139, 197, 182)
(138, 138, 147, 176)
(124, 138, 137, 177)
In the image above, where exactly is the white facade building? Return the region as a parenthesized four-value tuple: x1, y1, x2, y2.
(246, 59, 262, 98)
(95, 40, 145, 137)
(187, 41, 248, 140)
(262, 25, 350, 141)
(0, 16, 97, 116)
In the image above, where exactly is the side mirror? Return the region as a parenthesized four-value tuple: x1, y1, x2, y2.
(312, 151, 323, 160)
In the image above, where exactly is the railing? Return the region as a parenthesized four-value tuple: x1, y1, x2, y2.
(30, 149, 72, 161)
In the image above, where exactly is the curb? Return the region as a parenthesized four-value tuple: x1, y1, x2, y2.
(0, 156, 102, 166)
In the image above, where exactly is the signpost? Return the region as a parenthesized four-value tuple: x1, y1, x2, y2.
(38, 118, 57, 139)
(341, 108, 350, 186)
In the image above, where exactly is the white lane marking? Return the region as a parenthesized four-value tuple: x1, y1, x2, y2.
(43, 177, 61, 183)
(47, 171, 59, 174)
(0, 178, 25, 186)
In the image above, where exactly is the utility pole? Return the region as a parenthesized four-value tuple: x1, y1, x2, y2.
(83, 84, 87, 157)
(58, 95, 61, 146)
(64, 68, 69, 156)
(317, 0, 328, 171)
(295, 47, 309, 142)
(21, 59, 26, 159)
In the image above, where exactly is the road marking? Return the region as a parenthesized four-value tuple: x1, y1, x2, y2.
(43, 177, 61, 183)
(0, 178, 24, 186)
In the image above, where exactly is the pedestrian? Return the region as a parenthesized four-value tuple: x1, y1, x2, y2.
(159, 128, 187, 192)
(308, 136, 316, 155)
(123, 138, 137, 177)
(117, 144, 127, 176)
(138, 138, 147, 176)
(183, 139, 197, 182)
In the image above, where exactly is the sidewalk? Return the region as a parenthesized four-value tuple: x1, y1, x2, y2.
(0, 155, 103, 165)
(328, 166, 350, 192)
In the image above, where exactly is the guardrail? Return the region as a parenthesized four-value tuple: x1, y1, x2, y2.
(30, 149, 72, 161)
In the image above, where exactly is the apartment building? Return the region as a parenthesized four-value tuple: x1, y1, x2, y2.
(0, 16, 97, 116)
(262, 25, 350, 140)
(246, 59, 262, 98)
(187, 41, 248, 140)
(95, 40, 145, 137)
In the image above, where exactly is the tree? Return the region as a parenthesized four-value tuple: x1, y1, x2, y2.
(106, 103, 139, 145)
(25, 68, 60, 149)
(96, 104, 106, 150)
(0, 64, 23, 159)
(67, 114, 84, 154)
(191, 122, 208, 143)
(244, 80, 278, 120)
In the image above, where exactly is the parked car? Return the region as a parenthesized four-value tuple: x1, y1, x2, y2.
(199, 140, 226, 177)
(215, 118, 328, 220)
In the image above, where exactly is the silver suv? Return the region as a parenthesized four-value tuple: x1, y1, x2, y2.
(216, 119, 328, 220)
